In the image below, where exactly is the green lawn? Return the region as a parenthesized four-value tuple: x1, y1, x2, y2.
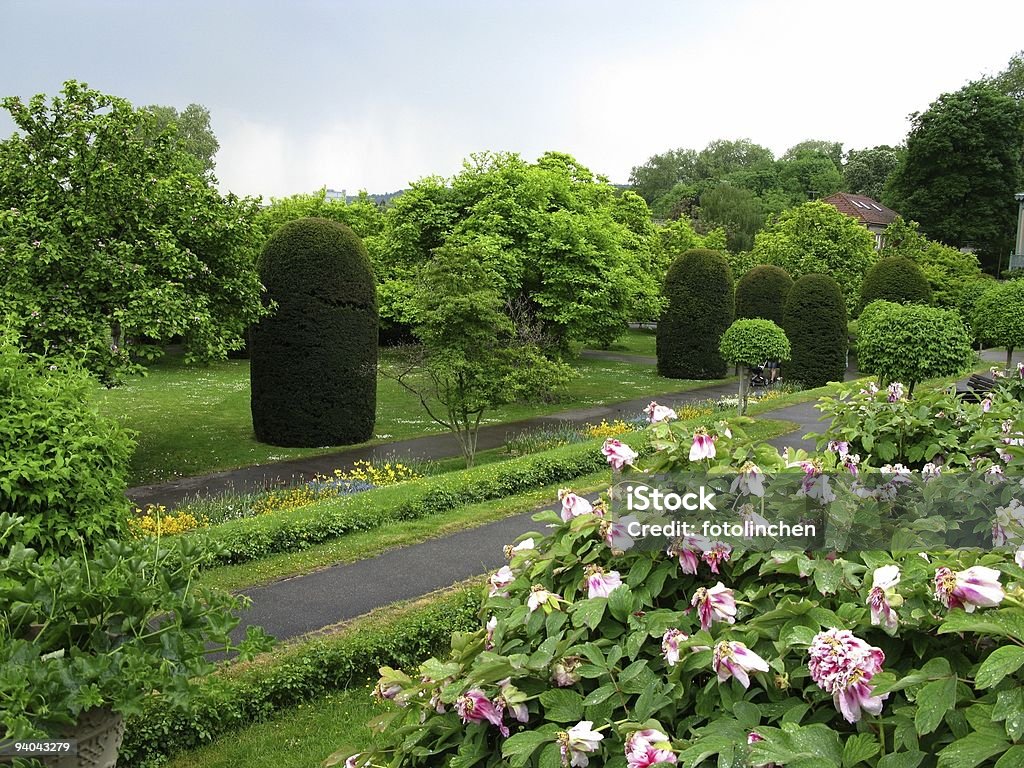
(94, 352, 729, 486)
(164, 681, 388, 768)
(594, 327, 657, 357)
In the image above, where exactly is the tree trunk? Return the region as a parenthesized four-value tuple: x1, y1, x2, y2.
(739, 366, 749, 416)
(1008, 346, 1015, 370)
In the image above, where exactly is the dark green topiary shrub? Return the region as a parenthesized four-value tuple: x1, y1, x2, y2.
(734, 264, 793, 326)
(858, 256, 932, 312)
(782, 273, 848, 388)
(656, 248, 734, 379)
(250, 218, 378, 447)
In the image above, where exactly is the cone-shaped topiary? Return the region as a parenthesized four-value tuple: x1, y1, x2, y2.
(735, 264, 793, 326)
(859, 256, 932, 312)
(250, 217, 377, 447)
(783, 273, 848, 388)
(657, 248, 734, 379)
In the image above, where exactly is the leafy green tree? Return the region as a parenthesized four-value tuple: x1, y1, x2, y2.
(880, 217, 983, 308)
(657, 248, 734, 379)
(782, 140, 844, 169)
(719, 318, 790, 413)
(144, 103, 220, 174)
(695, 139, 775, 182)
(776, 150, 843, 203)
(972, 281, 1024, 368)
(696, 183, 764, 253)
(857, 300, 974, 390)
(843, 145, 903, 200)
(0, 81, 267, 382)
(628, 148, 698, 205)
(990, 49, 1024, 102)
(380, 151, 662, 349)
(650, 182, 698, 221)
(382, 246, 570, 467)
(884, 82, 1024, 270)
(750, 201, 878, 316)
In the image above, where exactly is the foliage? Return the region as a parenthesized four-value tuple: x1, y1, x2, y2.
(649, 182, 698, 221)
(0, 341, 133, 556)
(972, 280, 1024, 368)
(958, 278, 999, 341)
(880, 217, 984, 308)
(657, 217, 724, 261)
(128, 506, 206, 537)
(842, 145, 903, 201)
(775, 149, 842, 202)
(383, 245, 570, 467)
(696, 183, 764, 253)
(782, 274, 848, 388)
(884, 81, 1024, 269)
(255, 188, 384, 258)
(118, 588, 481, 768)
(628, 148, 699, 205)
(811, 377, 1023, 469)
(719, 319, 791, 413)
(187, 436, 631, 567)
(144, 103, 219, 174)
(857, 300, 974, 390)
(0, 525, 272, 741)
(339, 418, 1024, 768)
(735, 264, 793, 326)
(250, 217, 378, 447)
(380, 152, 663, 349)
(751, 201, 877, 316)
(782, 139, 844, 169)
(657, 249, 734, 379)
(989, 48, 1024, 102)
(0, 81, 268, 381)
(858, 256, 932, 311)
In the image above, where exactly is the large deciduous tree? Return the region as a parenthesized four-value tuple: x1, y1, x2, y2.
(883, 82, 1024, 270)
(0, 81, 267, 381)
(696, 183, 764, 253)
(842, 145, 903, 201)
(144, 103, 220, 174)
(380, 151, 663, 350)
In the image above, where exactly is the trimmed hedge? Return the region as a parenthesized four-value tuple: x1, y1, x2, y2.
(734, 264, 793, 326)
(858, 256, 932, 311)
(189, 436, 646, 566)
(250, 217, 378, 447)
(119, 587, 482, 768)
(782, 273, 848, 388)
(656, 248, 734, 379)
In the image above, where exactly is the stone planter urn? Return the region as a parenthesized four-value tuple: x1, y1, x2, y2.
(54, 708, 125, 768)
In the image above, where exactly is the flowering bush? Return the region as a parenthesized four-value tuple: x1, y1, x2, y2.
(331, 416, 1024, 768)
(128, 505, 207, 537)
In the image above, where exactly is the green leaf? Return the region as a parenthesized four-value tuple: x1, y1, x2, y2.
(732, 701, 761, 729)
(538, 743, 562, 768)
(538, 689, 584, 723)
(995, 746, 1024, 768)
(813, 560, 843, 595)
(749, 723, 844, 768)
(938, 609, 1024, 641)
(877, 752, 925, 768)
(502, 730, 552, 767)
(582, 684, 617, 707)
(842, 733, 879, 767)
(976, 646, 1024, 689)
(937, 732, 1009, 768)
(915, 677, 956, 735)
(608, 584, 637, 623)
(571, 599, 606, 630)
(993, 689, 1024, 741)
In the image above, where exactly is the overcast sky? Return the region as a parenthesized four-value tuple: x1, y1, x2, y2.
(2, 1, 1021, 200)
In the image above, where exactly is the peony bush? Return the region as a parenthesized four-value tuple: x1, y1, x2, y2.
(331, 398, 1024, 768)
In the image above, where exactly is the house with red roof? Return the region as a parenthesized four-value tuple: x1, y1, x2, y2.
(822, 192, 899, 250)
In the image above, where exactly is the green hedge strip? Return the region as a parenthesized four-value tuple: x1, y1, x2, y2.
(119, 588, 482, 768)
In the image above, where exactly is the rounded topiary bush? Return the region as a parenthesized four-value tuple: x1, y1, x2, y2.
(656, 248, 734, 379)
(857, 300, 974, 390)
(858, 256, 932, 312)
(782, 273, 848, 388)
(250, 217, 378, 447)
(972, 280, 1024, 369)
(734, 265, 793, 326)
(0, 340, 133, 556)
(719, 318, 791, 413)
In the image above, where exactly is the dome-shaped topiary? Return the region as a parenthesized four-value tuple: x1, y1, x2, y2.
(858, 256, 932, 312)
(735, 264, 793, 326)
(656, 248, 734, 379)
(250, 217, 378, 447)
(782, 273, 848, 388)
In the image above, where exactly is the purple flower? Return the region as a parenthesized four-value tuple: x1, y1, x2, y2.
(489, 565, 515, 597)
(558, 721, 604, 767)
(625, 729, 676, 767)
(730, 462, 765, 496)
(528, 584, 562, 613)
(712, 641, 769, 689)
(667, 536, 705, 575)
(644, 401, 678, 424)
(602, 516, 637, 552)
(808, 629, 887, 723)
(661, 628, 688, 667)
(602, 439, 638, 470)
(691, 582, 736, 632)
(887, 382, 904, 402)
(934, 566, 1004, 612)
(867, 565, 901, 632)
(559, 489, 595, 521)
(702, 541, 732, 574)
(456, 689, 506, 734)
(551, 656, 582, 687)
(585, 566, 623, 599)
(689, 429, 716, 462)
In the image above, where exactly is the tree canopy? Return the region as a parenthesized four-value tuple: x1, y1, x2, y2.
(144, 103, 220, 174)
(0, 81, 266, 381)
(842, 145, 903, 201)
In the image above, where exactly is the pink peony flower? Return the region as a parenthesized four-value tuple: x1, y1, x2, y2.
(702, 541, 732, 574)
(867, 565, 901, 632)
(730, 462, 765, 496)
(528, 584, 562, 613)
(993, 499, 1024, 547)
(667, 536, 705, 574)
(345, 754, 362, 768)
(712, 641, 769, 689)
(982, 397, 993, 413)
(603, 516, 637, 552)
(808, 628, 887, 723)
(747, 732, 764, 745)
(644, 401, 678, 424)
(489, 565, 515, 597)
(887, 382, 904, 402)
(456, 689, 505, 733)
(586, 566, 623, 599)
(558, 721, 604, 767)
(934, 566, 1004, 612)
(826, 440, 849, 457)
(559, 489, 595, 521)
(691, 582, 737, 631)
(551, 656, 582, 687)
(689, 429, 716, 462)
(625, 729, 676, 767)
(661, 628, 688, 667)
(485, 615, 498, 650)
(602, 438, 638, 470)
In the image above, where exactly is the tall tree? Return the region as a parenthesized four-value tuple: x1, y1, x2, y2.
(145, 103, 219, 173)
(694, 139, 775, 183)
(696, 183, 764, 253)
(776, 150, 843, 203)
(782, 139, 844, 170)
(843, 145, 903, 200)
(628, 148, 698, 205)
(883, 82, 1024, 271)
(990, 49, 1024, 102)
(0, 81, 266, 381)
